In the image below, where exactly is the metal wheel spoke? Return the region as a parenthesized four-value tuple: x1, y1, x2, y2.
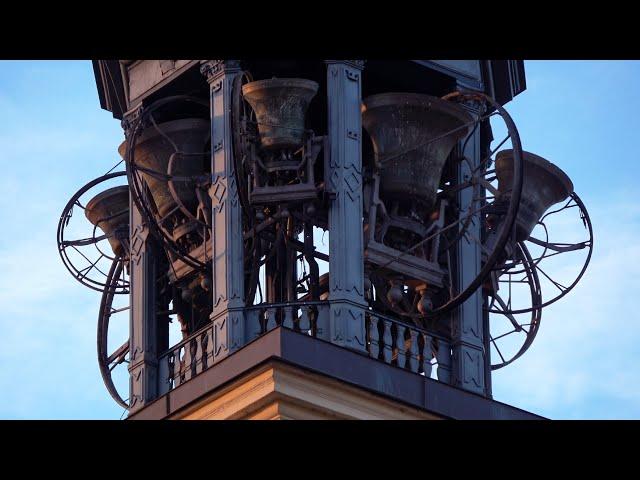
(492, 328, 518, 342)
(490, 336, 507, 364)
(471, 132, 511, 177)
(77, 253, 104, 281)
(61, 234, 108, 247)
(539, 199, 578, 222)
(109, 305, 130, 315)
(527, 236, 589, 253)
(536, 263, 568, 292)
(493, 293, 521, 331)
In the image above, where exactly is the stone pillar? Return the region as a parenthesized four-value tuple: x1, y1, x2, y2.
(201, 60, 245, 363)
(450, 99, 488, 396)
(325, 60, 366, 352)
(124, 109, 160, 413)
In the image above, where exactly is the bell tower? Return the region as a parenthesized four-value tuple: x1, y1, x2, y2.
(56, 59, 593, 419)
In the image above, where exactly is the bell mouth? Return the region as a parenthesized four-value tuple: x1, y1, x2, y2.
(361, 92, 474, 211)
(241, 78, 319, 97)
(85, 185, 130, 256)
(85, 186, 130, 220)
(242, 78, 319, 152)
(496, 150, 574, 197)
(116, 118, 210, 222)
(361, 92, 473, 131)
(117, 118, 210, 158)
(496, 150, 574, 242)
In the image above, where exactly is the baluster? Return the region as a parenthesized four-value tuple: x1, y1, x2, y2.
(423, 334, 433, 379)
(191, 337, 201, 376)
(416, 332, 426, 375)
(292, 306, 301, 332)
(167, 351, 176, 391)
(407, 329, 419, 372)
(173, 347, 182, 388)
(435, 338, 451, 383)
(395, 324, 408, 368)
(298, 306, 310, 334)
(181, 342, 191, 382)
(158, 354, 170, 396)
(265, 306, 278, 332)
(177, 345, 187, 387)
(367, 314, 380, 360)
(316, 304, 330, 341)
(382, 319, 393, 364)
(245, 308, 262, 342)
(182, 342, 193, 382)
(206, 327, 214, 367)
(191, 335, 202, 377)
(200, 331, 210, 371)
(282, 305, 294, 329)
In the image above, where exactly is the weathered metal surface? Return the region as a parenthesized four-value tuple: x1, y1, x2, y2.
(202, 60, 246, 363)
(127, 193, 160, 413)
(362, 92, 472, 210)
(74, 58, 593, 418)
(242, 78, 318, 154)
(326, 60, 367, 352)
(57, 171, 131, 293)
(451, 103, 487, 395)
(85, 186, 130, 257)
(496, 149, 574, 241)
(118, 119, 209, 221)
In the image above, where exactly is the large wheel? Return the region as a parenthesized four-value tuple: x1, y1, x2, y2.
(486, 242, 542, 369)
(496, 192, 593, 313)
(97, 256, 130, 409)
(57, 171, 129, 294)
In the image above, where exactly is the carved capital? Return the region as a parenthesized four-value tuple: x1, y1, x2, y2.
(200, 60, 242, 83)
(121, 105, 143, 138)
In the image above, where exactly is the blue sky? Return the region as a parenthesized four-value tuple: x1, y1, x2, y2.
(0, 60, 638, 419)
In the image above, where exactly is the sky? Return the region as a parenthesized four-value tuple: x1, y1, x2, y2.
(0, 60, 638, 420)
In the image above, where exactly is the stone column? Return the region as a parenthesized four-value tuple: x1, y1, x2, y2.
(201, 60, 246, 363)
(325, 60, 366, 352)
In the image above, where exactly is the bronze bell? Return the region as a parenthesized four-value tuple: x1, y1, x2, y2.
(496, 149, 573, 241)
(85, 186, 130, 257)
(362, 93, 472, 212)
(118, 118, 209, 221)
(242, 78, 318, 152)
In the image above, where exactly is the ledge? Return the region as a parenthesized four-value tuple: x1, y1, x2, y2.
(128, 327, 544, 420)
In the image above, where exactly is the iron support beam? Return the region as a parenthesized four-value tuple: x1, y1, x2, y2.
(451, 97, 488, 396)
(126, 110, 161, 411)
(325, 60, 367, 352)
(201, 60, 246, 364)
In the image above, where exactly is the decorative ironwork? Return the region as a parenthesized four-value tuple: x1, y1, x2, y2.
(57, 171, 130, 293)
(58, 60, 595, 411)
(157, 300, 453, 394)
(362, 91, 525, 320)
